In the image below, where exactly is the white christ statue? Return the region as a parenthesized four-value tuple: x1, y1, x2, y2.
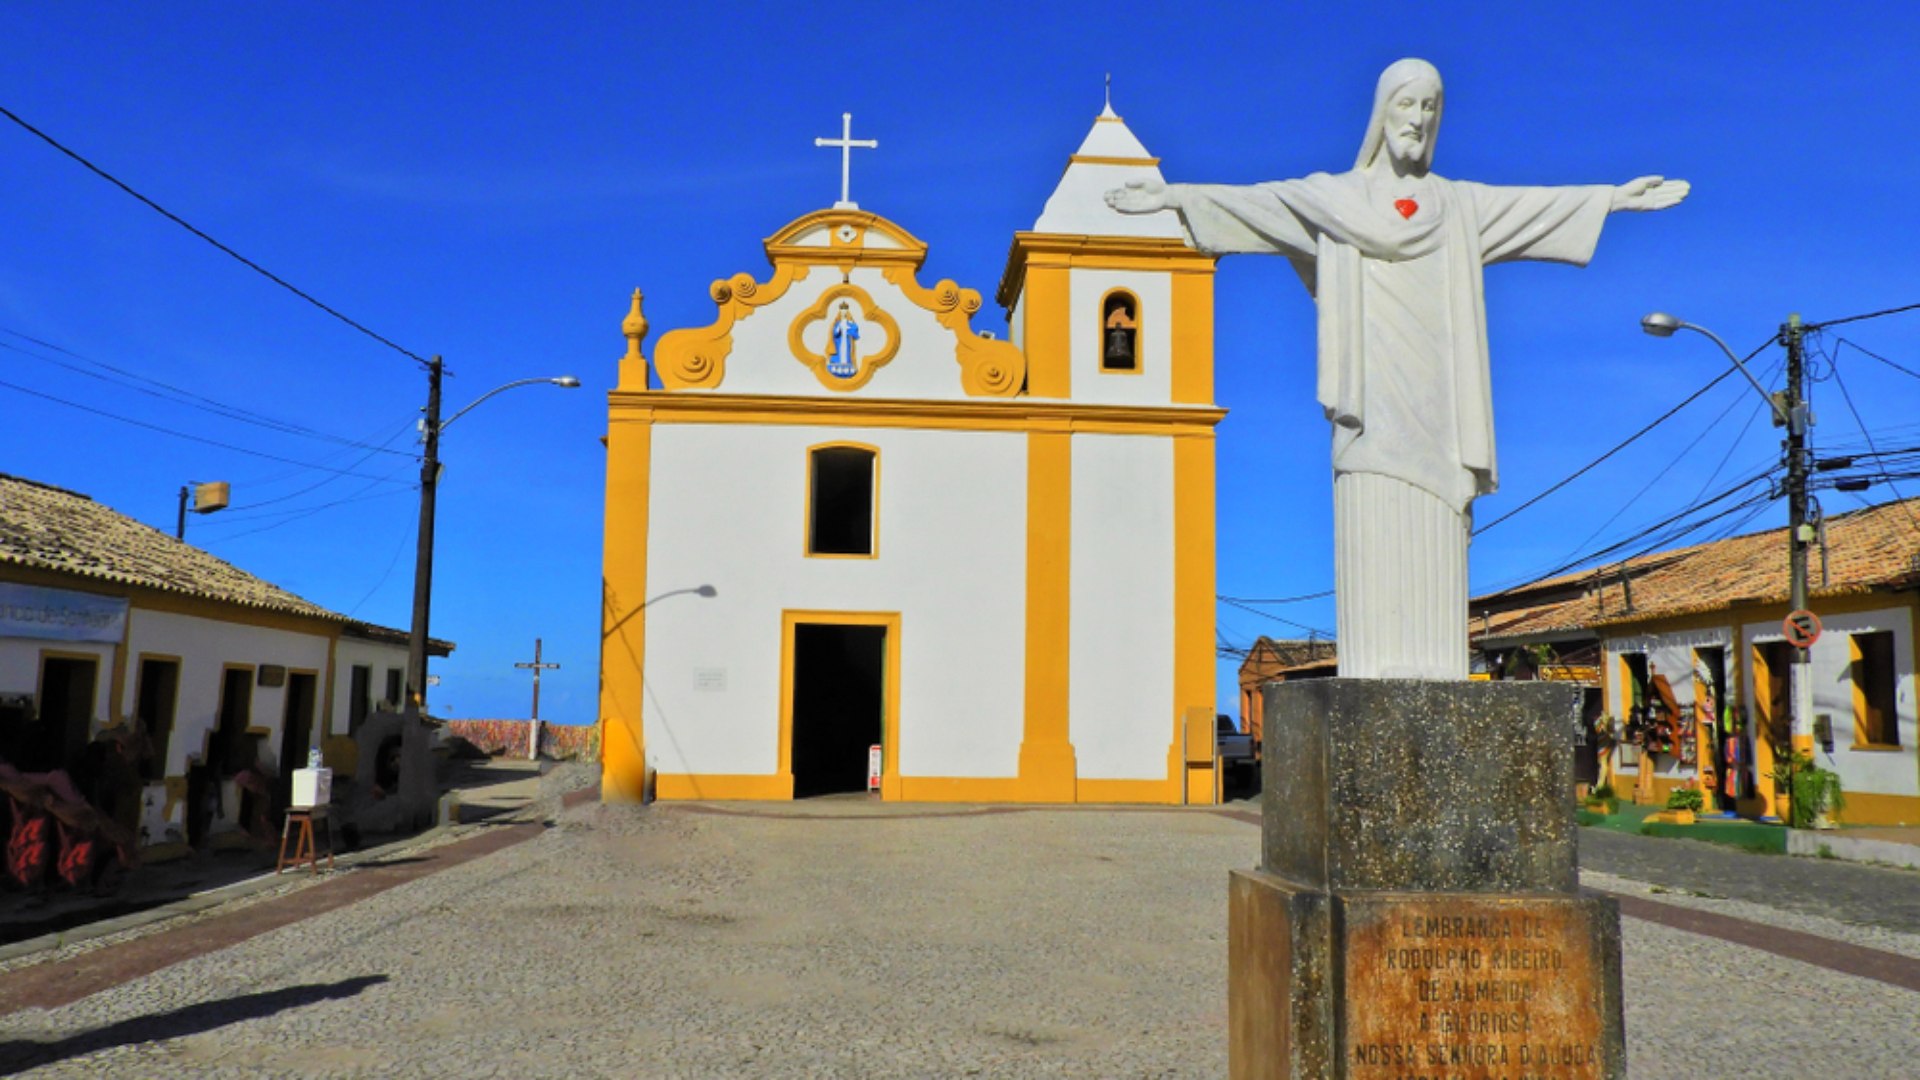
(1107, 57, 1688, 679)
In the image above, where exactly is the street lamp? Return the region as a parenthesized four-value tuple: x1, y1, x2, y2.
(1640, 311, 1814, 821)
(1639, 313, 1788, 424)
(406, 359, 579, 714)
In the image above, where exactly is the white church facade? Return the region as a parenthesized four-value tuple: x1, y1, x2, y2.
(600, 106, 1224, 803)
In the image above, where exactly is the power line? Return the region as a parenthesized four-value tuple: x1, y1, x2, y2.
(207, 480, 417, 542)
(1472, 338, 1769, 536)
(1829, 336, 1920, 385)
(1807, 300, 1920, 332)
(1216, 589, 1334, 605)
(0, 102, 429, 369)
(1818, 335, 1920, 536)
(0, 331, 412, 456)
(1218, 595, 1333, 639)
(0, 375, 413, 482)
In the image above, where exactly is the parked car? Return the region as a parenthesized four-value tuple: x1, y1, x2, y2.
(1216, 713, 1256, 787)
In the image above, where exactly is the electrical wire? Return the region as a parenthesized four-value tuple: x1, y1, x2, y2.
(0, 103, 430, 369)
(1829, 336, 1920, 385)
(206, 481, 417, 542)
(0, 327, 414, 455)
(1818, 335, 1920, 535)
(1216, 589, 1334, 605)
(1218, 595, 1334, 639)
(1807, 300, 1920, 332)
(0, 375, 412, 481)
(1472, 339, 1769, 536)
(345, 521, 414, 618)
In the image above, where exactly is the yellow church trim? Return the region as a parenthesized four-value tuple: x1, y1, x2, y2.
(607, 392, 1225, 436)
(764, 209, 929, 271)
(1170, 271, 1215, 405)
(997, 232, 1217, 310)
(655, 773, 794, 801)
(653, 262, 811, 391)
(1173, 433, 1219, 802)
(600, 413, 652, 802)
(1017, 430, 1077, 802)
(787, 283, 904, 392)
(803, 442, 881, 560)
(881, 266, 1026, 396)
(1068, 154, 1162, 166)
(1019, 264, 1072, 398)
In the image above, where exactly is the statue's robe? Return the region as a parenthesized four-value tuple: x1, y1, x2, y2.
(1172, 172, 1612, 677)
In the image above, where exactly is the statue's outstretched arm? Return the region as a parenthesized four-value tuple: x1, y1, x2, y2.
(1105, 177, 1177, 214)
(1612, 176, 1690, 212)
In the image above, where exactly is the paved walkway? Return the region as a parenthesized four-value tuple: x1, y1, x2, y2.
(0, 794, 1917, 1076)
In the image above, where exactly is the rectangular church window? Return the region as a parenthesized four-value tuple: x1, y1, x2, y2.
(807, 445, 877, 557)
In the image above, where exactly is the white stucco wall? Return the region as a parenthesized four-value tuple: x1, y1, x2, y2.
(122, 608, 331, 779)
(643, 423, 1029, 780)
(1067, 269, 1173, 407)
(0, 636, 114, 732)
(330, 637, 410, 736)
(1068, 434, 1176, 779)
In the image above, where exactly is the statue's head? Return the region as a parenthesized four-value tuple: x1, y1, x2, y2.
(1356, 58, 1442, 174)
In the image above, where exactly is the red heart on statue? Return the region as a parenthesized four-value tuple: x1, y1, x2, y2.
(1394, 198, 1418, 219)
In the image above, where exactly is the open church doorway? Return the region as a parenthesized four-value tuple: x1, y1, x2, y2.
(785, 614, 896, 799)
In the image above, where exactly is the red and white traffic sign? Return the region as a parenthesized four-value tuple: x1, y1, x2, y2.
(1783, 609, 1822, 648)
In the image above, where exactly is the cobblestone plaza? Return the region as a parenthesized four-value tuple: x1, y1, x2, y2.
(2, 773, 1918, 1077)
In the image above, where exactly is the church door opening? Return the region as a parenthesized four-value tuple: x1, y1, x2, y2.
(790, 623, 886, 798)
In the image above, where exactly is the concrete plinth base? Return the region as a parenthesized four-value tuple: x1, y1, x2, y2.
(1229, 680, 1625, 1079)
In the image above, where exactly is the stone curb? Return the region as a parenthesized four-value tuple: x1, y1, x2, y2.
(1785, 830, 1920, 871)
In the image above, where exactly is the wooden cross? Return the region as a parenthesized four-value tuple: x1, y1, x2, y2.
(514, 639, 561, 759)
(814, 112, 877, 209)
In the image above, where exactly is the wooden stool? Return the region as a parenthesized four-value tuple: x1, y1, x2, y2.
(276, 808, 335, 874)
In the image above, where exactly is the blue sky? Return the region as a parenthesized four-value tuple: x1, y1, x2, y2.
(4, 3, 1918, 723)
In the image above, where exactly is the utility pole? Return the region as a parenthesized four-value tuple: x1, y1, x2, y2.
(514, 638, 561, 761)
(1782, 315, 1816, 767)
(406, 355, 443, 713)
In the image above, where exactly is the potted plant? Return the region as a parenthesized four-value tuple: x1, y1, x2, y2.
(1583, 783, 1618, 816)
(1771, 751, 1845, 829)
(1658, 785, 1704, 824)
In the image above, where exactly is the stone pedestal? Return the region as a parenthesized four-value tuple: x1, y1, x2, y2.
(1229, 680, 1625, 1079)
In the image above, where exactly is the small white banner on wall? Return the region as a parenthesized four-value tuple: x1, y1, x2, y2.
(868, 744, 882, 792)
(0, 582, 128, 643)
(693, 667, 727, 693)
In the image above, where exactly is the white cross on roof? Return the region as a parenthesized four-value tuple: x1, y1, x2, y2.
(814, 112, 878, 210)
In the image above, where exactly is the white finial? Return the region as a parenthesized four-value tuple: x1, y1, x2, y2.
(813, 112, 879, 210)
(1099, 75, 1119, 120)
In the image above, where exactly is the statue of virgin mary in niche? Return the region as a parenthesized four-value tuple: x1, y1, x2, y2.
(827, 300, 861, 379)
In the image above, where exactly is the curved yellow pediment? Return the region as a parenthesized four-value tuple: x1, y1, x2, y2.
(644, 206, 1024, 397)
(763, 209, 927, 272)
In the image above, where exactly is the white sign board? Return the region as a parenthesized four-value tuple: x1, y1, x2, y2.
(0, 582, 127, 643)
(694, 667, 728, 693)
(867, 744, 882, 792)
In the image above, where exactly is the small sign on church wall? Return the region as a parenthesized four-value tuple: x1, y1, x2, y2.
(868, 744, 883, 793)
(693, 667, 727, 693)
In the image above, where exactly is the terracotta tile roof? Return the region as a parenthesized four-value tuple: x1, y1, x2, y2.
(1470, 497, 1920, 640)
(0, 473, 421, 635)
(1237, 636, 1339, 685)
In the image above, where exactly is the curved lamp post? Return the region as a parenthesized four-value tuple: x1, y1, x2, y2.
(407, 360, 579, 712)
(1639, 313, 1787, 423)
